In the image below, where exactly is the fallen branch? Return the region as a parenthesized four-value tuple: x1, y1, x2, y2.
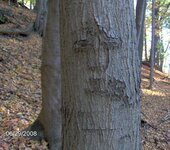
(159, 110, 170, 125)
(0, 23, 33, 36)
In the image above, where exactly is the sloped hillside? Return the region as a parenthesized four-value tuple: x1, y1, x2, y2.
(141, 64, 170, 150)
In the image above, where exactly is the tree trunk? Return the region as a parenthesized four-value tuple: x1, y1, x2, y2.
(30, 0, 32, 10)
(136, 0, 147, 63)
(61, 0, 140, 150)
(144, 26, 148, 61)
(34, 0, 38, 12)
(39, 0, 62, 149)
(149, 0, 155, 89)
(158, 38, 165, 72)
(154, 1, 161, 68)
(34, 0, 47, 36)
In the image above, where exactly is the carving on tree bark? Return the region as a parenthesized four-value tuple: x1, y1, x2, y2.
(61, 0, 140, 149)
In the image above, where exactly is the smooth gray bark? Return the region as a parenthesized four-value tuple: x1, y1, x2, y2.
(61, 0, 140, 150)
(40, 0, 62, 149)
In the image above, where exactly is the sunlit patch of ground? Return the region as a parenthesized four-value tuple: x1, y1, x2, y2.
(142, 89, 167, 97)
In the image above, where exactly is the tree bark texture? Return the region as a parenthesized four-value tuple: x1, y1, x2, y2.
(40, 0, 62, 149)
(61, 0, 140, 150)
(136, 0, 147, 63)
(34, 0, 47, 36)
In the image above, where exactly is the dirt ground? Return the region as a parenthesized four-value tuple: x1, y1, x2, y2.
(0, 2, 170, 150)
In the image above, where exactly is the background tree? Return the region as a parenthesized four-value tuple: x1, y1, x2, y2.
(34, 0, 47, 36)
(26, 0, 61, 150)
(136, 0, 147, 63)
(154, 0, 170, 71)
(145, 0, 170, 72)
(149, 0, 155, 89)
(144, 26, 148, 61)
(40, 0, 61, 148)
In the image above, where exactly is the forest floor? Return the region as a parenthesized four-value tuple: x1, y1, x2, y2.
(141, 65, 170, 150)
(0, 2, 170, 150)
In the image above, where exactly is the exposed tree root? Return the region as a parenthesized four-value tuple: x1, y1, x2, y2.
(23, 118, 45, 141)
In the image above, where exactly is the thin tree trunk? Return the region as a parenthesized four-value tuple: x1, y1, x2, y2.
(136, 0, 147, 63)
(154, 1, 161, 68)
(23, 2, 59, 148)
(154, 33, 160, 67)
(61, 0, 140, 150)
(30, 0, 32, 10)
(144, 26, 148, 61)
(40, 0, 62, 149)
(149, 0, 155, 89)
(159, 57, 163, 72)
(159, 37, 165, 72)
(34, 0, 38, 12)
(26, 0, 61, 148)
(34, 0, 47, 36)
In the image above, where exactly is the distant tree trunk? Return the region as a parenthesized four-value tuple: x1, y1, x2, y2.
(61, 0, 140, 150)
(30, 0, 33, 10)
(144, 26, 148, 61)
(168, 64, 170, 76)
(136, 0, 147, 63)
(153, 1, 169, 72)
(149, 0, 155, 89)
(34, 0, 38, 11)
(154, 2, 161, 68)
(159, 55, 164, 72)
(34, 0, 47, 36)
(159, 37, 165, 72)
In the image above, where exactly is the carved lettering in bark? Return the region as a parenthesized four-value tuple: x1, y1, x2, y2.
(73, 39, 93, 53)
(85, 77, 127, 101)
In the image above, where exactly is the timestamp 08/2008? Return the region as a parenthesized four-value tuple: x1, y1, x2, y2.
(3, 131, 37, 137)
